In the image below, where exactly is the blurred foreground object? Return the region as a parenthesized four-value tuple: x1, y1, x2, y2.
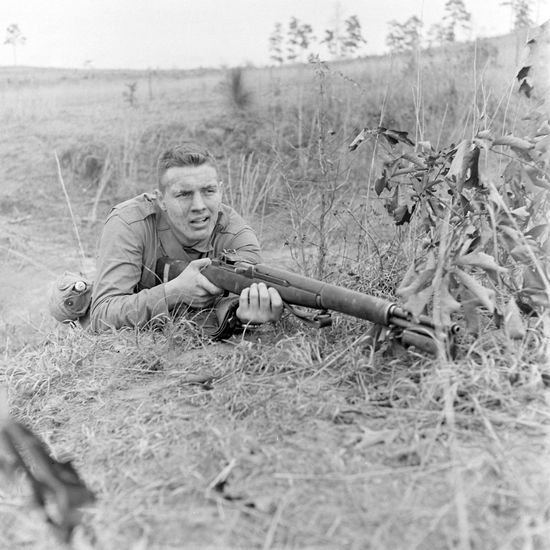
(0, 396, 95, 543)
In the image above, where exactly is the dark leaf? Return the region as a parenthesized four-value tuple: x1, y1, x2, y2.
(516, 65, 530, 81)
(380, 127, 415, 147)
(519, 80, 533, 98)
(515, 294, 539, 317)
(459, 193, 474, 214)
(374, 175, 387, 196)
(526, 224, 549, 240)
(394, 204, 415, 225)
(462, 146, 480, 189)
(464, 235, 481, 255)
(348, 128, 367, 151)
(447, 140, 469, 187)
(384, 185, 399, 214)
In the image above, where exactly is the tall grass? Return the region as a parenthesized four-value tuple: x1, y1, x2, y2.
(224, 154, 277, 239)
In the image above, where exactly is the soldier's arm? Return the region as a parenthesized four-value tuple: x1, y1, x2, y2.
(90, 215, 170, 331)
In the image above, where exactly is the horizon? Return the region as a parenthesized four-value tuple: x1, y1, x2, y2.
(0, 27, 535, 74)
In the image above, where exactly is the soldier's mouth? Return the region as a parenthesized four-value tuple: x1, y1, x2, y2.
(189, 217, 209, 227)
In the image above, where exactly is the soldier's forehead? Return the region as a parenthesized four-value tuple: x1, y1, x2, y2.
(163, 165, 219, 187)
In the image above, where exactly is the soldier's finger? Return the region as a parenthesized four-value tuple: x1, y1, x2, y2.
(257, 283, 270, 307)
(240, 287, 250, 308)
(197, 273, 223, 296)
(248, 283, 260, 307)
(268, 287, 283, 313)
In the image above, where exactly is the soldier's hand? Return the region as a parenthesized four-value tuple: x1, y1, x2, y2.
(236, 283, 283, 324)
(164, 258, 223, 308)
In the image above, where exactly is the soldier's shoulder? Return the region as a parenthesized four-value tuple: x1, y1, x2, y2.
(218, 203, 249, 230)
(108, 193, 158, 225)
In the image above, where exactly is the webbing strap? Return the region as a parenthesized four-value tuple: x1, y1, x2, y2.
(282, 301, 332, 328)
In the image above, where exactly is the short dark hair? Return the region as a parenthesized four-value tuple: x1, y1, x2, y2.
(157, 142, 217, 185)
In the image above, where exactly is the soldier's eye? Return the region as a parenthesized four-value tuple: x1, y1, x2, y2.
(65, 299, 74, 307)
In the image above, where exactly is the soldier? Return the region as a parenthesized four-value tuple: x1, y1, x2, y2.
(50, 142, 283, 336)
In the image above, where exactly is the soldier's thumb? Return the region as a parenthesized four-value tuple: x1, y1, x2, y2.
(188, 258, 212, 273)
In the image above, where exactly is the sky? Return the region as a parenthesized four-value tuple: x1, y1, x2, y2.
(0, 0, 549, 70)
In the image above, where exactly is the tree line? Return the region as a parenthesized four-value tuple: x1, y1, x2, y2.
(268, 0, 538, 64)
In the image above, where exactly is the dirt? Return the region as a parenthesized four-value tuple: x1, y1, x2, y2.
(0, 218, 95, 326)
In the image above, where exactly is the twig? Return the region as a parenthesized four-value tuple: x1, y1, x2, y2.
(206, 458, 237, 492)
(90, 154, 112, 224)
(54, 151, 87, 272)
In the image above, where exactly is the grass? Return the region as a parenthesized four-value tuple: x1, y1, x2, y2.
(1, 28, 549, 549)
(1, 316, 548, 549)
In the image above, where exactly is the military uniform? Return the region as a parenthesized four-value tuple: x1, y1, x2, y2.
(90, 193, 261, 331)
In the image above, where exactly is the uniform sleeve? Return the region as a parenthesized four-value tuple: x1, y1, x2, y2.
(90, 215, 170, 331)
(225, 226, 262, 264)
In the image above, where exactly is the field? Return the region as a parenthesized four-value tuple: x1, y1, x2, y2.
(1, 29, 549, 549)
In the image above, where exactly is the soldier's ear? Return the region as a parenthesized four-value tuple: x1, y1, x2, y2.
(154, 188, 166, 210)
(218, 181, 224, 196)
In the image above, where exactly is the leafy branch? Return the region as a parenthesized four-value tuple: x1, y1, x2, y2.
(349, 116, 549, 344)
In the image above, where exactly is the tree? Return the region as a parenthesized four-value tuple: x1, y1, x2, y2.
(386, 16, 423, 54)
(269, 18, 315, 64)
(4, 24, 25, 66)
(321, 29, 338, 58)
(341, 15, 367, 57)
(322, 14, 366, 59)
(268, 22, 284, 64)
(286, 17, 315, 62)
(430, 0, 472, 44)
(502, 0, 534, 29)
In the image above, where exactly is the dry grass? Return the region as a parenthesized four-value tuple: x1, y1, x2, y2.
(0, 30, 549, 549)
(1, 315, 548, 549)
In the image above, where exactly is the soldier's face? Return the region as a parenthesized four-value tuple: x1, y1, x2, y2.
(157, 164, 222, 246)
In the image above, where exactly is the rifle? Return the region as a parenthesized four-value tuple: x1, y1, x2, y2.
(157, 254, 460, 355)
